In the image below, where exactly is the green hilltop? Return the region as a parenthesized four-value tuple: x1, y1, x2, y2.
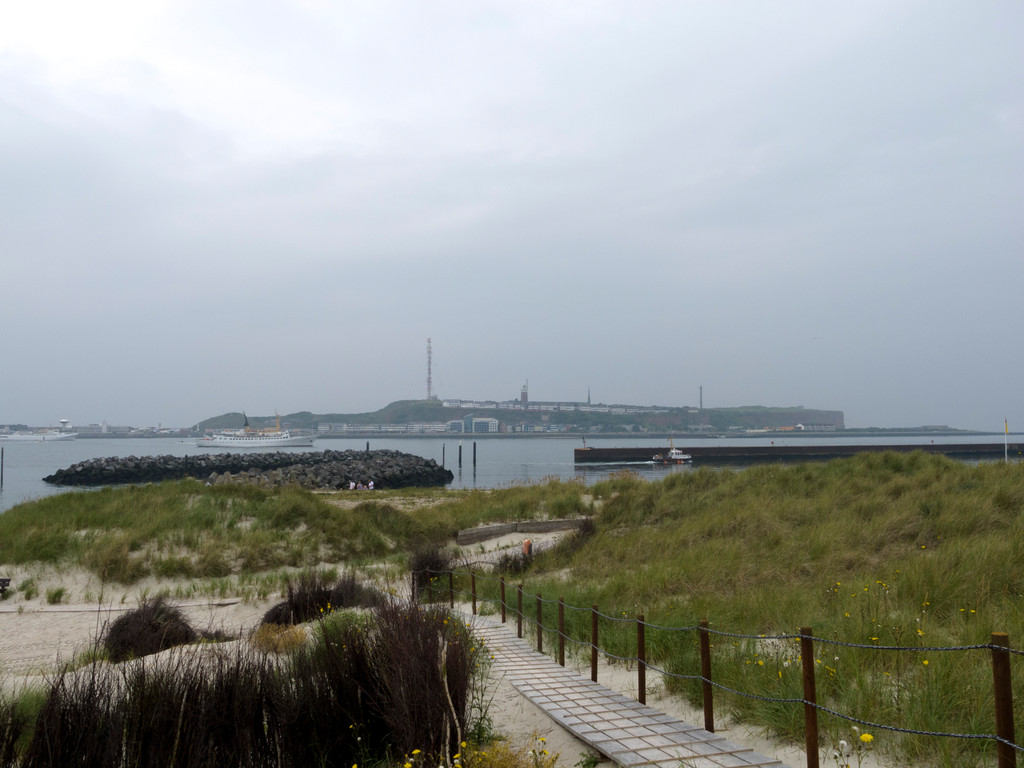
(197, 401, 847, 434)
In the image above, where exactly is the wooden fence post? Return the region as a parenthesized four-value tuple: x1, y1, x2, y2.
(471, 572, 477, 616)
(800, 627, 820, 768)
(637, 614, 646, 705)
(591, 604, 599, 683)
(558, 598, 565, 666)
(537, 594, 543, 653)
(992, 632, 1016, 768)
(500, 577, 506, 623)
(699, 619, 714, 732)
(517, 585, 523, 639)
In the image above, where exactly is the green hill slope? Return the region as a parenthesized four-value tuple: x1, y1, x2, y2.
(198, 401, 846, 433)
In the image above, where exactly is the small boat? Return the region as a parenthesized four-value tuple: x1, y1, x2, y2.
(652, 440, 692, 465)
(196, 413, 313, 449)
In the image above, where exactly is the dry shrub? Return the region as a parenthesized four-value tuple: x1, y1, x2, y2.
(4, 602, 484, 768)
(461, 736, 561, 768)
(250, 623, 308, 654)
(553, 516, 596, 558)
(16, 663, 124, 767)
(0, 695, 33, 768)
(367, 600, 479, 757)
(494, 550, 533, 575)
(330, 569, 384, 609)
(410, 543, 455, 598)
(261, 570, 382, 626)
(103, 597, 198, 663)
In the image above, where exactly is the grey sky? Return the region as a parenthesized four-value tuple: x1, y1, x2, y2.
(2, 1, 1021, 430)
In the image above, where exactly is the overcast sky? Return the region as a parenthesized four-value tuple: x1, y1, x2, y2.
(2, 2, 1021, 430)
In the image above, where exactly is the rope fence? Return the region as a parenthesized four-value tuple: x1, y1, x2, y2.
(411, 566, 1021, 768)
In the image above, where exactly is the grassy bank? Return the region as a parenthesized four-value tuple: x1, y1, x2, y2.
(2, 452, 1022, 766)
(0, 479, 588, 585)
(464, 452, 1024, 767)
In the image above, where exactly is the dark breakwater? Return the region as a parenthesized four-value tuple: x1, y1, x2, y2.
(574, 443, 1024, 464)
(43, 449, 454, 489)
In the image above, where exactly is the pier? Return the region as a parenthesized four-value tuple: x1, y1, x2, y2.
(573, 443, 1024, 465)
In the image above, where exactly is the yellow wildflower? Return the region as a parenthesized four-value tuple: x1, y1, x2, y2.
(860, 733, 873, 743)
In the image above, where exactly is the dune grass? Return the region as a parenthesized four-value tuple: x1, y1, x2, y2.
(3, 453, 1022, 765)
(461, 452, 1024, 767)
(0, 477, 586, 585)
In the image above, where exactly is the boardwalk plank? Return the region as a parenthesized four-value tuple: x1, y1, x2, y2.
(466, 616, 791, 768)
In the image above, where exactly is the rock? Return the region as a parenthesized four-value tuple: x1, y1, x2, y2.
(43, 449, 453, 490)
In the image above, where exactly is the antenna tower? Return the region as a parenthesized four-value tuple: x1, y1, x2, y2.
(426, 338, 433, 400)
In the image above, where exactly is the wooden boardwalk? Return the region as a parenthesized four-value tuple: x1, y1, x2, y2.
(469, 615, 790, 768)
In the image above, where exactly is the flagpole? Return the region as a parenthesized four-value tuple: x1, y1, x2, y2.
(1005, 418, 1009, 464)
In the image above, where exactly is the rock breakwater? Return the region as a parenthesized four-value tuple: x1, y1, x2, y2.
(43, 449, 454, 490)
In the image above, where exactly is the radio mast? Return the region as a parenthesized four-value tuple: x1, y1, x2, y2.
(426, 338, 433, 400)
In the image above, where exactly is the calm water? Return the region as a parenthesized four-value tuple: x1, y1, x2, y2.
(0, 433, 1010, 513)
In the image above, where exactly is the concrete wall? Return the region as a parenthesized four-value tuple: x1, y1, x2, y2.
(457, 517, 589, 546)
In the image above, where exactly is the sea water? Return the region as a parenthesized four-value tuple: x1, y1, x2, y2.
(0, 433, 1009, 513)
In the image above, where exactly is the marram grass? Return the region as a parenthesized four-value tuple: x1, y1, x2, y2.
(0, 476, 590, 586)
(3, 452, 1023, 766)
(466, 452, 1024, 768)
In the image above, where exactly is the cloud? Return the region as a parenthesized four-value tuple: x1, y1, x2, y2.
(1, 1, 1021, 429)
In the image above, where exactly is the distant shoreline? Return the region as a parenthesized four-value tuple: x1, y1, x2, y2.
(70, 429, 1004, 441)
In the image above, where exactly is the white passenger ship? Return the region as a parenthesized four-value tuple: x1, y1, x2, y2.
(0, 419, 78, 441)
(196, 414, 313, 449)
